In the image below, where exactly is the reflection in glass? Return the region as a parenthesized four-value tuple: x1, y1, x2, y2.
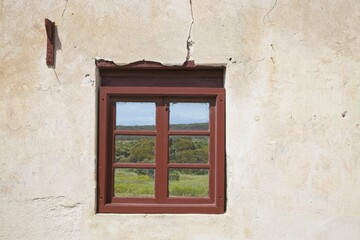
(169, 102, 209, 130)
(114, 168, 155, 197)
(116, 102, 155, 130)
(169, 136, 209, 163)
(168, 169, 209, 197)
(115, 136, 155, 163)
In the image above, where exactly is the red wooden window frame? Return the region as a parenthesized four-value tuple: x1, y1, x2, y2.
(97, 61, 225, 214)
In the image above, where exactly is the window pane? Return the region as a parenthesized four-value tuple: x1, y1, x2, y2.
(115, 136, 155, 163)
(169, 102, 209, 130)
(114, 168, 155, 197)
(169, 136, 209, 163)
(168, 169, 209, 197)
(116, 102, 155, 130)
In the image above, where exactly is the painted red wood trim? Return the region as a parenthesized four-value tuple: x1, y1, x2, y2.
(44, 19, 55, 66)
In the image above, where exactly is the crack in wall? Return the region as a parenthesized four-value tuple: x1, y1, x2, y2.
(31, 196, 65, 201)
(263, 0, 278, 23)
(60, 202, 82, 209)
(185, 0, 195, 62)
(246, 57, 265, 78)
(31, 196, 82, 209)
(62, 0, 68, 17)
(52, 68, 61, 84)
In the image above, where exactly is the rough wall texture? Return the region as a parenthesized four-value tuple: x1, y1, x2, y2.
(1, 0, 359, 239)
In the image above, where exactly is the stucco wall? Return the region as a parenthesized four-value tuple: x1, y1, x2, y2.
(1, 0, 360, 239)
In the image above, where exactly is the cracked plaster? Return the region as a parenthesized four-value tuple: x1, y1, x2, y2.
(185, 0, 195, 62)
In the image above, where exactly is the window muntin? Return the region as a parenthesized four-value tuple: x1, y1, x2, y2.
(97, 66, 225, 214)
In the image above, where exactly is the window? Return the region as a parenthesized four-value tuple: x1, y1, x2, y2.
(97, 61, 225, 213)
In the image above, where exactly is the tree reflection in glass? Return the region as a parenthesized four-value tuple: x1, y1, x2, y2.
(115, 136, 155, 163)
(169, 136, 209, 163)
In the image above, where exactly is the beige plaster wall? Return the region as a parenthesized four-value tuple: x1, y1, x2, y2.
(1, 0, 359, 239)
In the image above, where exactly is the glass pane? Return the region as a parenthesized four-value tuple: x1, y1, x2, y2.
(168, 169, 209, 197)
(169, 136, 209, 163)
(114, 168, 155, 197)
(169, 102, 209, 130)
(115, 136, 155, 163)
(116, 102, 155, 130)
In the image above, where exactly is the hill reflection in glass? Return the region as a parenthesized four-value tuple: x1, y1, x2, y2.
(170, 102, 209, 130)
(116, 101, 210, 131)
(116, 102, 155, 130)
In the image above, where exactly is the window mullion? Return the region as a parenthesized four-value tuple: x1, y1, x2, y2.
(155, 98, 168, 201)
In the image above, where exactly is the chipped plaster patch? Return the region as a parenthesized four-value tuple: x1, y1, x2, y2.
(82, 74, 94, 87)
